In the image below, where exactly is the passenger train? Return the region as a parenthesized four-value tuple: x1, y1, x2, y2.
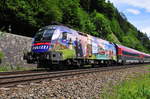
(24, 25, 150, 68)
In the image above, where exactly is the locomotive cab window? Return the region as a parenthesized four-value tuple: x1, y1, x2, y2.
(34, 29, 55, 42)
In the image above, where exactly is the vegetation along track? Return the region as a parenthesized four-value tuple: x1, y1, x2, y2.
(0, 64, 149, 88)
(0, 69, 47, 76)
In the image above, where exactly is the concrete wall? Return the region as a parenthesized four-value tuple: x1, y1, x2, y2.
(0, 32, 34, 66)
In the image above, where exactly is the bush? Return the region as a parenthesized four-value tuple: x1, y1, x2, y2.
(101, 73, 150, 99)
(0, 65, 36, 72)
(0, 51, 4, 63)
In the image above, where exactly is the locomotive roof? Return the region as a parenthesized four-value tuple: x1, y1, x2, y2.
(40, 25, 69, 30)
(40, 25, 113, 44)
(39, 25, 78, 34)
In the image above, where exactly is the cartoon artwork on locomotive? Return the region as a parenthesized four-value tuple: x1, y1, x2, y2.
(24, 25, 150, 68)
(91, 36, 116, 61)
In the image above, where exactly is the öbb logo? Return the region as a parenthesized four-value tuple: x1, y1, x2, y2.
(32, 45, 49, 50)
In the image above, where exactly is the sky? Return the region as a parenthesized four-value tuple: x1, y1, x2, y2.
(109, 0, 150, 37)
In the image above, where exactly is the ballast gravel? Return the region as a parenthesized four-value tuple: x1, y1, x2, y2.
(0, 65, 150, 99)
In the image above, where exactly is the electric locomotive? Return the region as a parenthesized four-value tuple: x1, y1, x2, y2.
(24, 25, 117, 68)
(24, 25, 150, 68)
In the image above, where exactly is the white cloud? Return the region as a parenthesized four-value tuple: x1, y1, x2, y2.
(110, 0, 150, 12)
(126, 9, 141, 15)
(109, 0, 150, 38)
(142, 27, 150, 37)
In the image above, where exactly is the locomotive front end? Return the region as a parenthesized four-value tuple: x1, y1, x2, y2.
(24, 26, 63, 65)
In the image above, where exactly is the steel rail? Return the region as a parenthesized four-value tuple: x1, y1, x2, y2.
(0, 64, 148, 88)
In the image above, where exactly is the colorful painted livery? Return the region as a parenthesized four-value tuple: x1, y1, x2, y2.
(24, 25, 150, 68)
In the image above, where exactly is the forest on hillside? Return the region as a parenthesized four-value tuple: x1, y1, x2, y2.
(0, 0, 150, 53)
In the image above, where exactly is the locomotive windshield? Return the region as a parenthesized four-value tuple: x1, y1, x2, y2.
(34, 29, 55, 42)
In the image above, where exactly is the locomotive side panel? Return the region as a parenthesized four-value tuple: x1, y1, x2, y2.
(90, 36, 117, 61)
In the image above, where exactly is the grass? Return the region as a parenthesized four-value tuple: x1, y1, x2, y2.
(145, 65, 150, 71)
(0, 51, 4, 60)
(145, 65, 150, 67)
(101, 73, 150, 99)
(0, 65, 36, 72)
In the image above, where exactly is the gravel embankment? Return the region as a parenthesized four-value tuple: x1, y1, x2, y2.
(0, 65, 150, 99)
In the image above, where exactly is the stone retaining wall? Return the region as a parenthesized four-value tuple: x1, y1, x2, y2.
(0, 32, 34, 66)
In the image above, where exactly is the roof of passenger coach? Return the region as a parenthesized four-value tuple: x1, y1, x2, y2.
(116, 44, 150, 57)
(144, 53, 150, 57)
(116, 44, 143, 54)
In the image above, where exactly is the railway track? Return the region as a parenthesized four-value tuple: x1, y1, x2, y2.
(0, 64, 148, 88)
(0, 69, 47, 76)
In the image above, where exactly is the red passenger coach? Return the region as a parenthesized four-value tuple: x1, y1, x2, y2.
(116, 44, 143, 65)
(143, 53, 150, 63)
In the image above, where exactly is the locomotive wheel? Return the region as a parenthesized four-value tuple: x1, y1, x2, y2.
(91, 64, 95, 68)
(37, 61, 44, 68)
(37, 60, 52, 69)
(66, 59, 72, 66)
(121, 60, 126, 65)
(108, 61, 112, 66)
(27, 59, 33, 64)
(103, 61, 108, 67)
(76, 61, 81, 67)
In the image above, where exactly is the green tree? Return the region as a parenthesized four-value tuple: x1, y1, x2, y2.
(0, 0, 149, 53)
(91, 11, 112, 38)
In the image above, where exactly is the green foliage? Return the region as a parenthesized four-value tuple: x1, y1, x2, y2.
(146, 65, 150, 67)
(91, 11, 112, 38)
(0, 65, 36, 72)
(0, 0, 150, 53)
(59, 0, 80, 27)
(0, 66, 12, 72)
(35, 0, 62, 26)
(90, 0, 116, 19)
(110, 18, 124, 41)
(122, 33, 148, 52)
(106, 33, 121, 44)
(0, 51, 4, 60)
(101, 74, 150, 99)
